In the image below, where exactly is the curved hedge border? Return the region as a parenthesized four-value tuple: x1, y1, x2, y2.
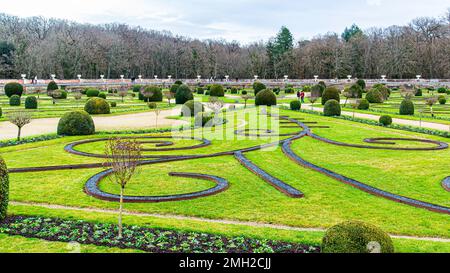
(85, 171, 229, 203)
(234, 151, 304, 198)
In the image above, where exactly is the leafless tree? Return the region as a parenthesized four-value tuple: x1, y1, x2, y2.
(73, 91, 82, 107)
(241, 94, 252, 109)
(163, 91, 174, 106)
(118, 90, 128, 102)
(8, 111, 32, 141)
(425, 97, 438, 117)
(104, 138, 142, 239)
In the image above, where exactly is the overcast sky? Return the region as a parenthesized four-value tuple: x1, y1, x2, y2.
(1, 0, 449, 43)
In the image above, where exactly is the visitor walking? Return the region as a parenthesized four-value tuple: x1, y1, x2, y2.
(300, 91, 305, 103)
(297, 91, 301, 101)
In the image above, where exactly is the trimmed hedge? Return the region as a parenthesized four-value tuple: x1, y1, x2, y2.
(140, 86, 163, 102)
(323, 99, 341, 116)
(255, 89, 277, 106)
(181, 100, 204, 117)
(25, 96, 38, 109)
(210, 84, 225, 97)
(84, 97, 111, 115)
(290, 100, 301, 111)
(57, 111, 95, 136)
(0, 156, 8, 222)
(4, 82, 24, 97)
(9, 95, 21, 106)
(175, 84, 193, 104)
(399, 99, 414, 115)
(365, 89, 384, 103)
(358, 99, 370, 110)
(379, 115, 393, 126)
(47, 81, 58, 92)
(86, 89, 100, 97)
(322, 221, 394, 253)
(253, 82, 266, 95)
(321, 87, 340, 105)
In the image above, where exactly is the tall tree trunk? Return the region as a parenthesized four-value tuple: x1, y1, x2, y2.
(17, 127, 22, 141)
(118, 187, 124, 239)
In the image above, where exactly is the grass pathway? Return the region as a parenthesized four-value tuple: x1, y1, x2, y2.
(10, 201, 450, 243)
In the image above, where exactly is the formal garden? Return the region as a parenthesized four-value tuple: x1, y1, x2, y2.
(0, 79, 449, 253)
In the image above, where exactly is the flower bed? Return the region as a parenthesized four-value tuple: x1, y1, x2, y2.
(0, 216, 320, 253)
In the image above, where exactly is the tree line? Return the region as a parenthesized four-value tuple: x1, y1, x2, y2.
(0, 9, 449, 80)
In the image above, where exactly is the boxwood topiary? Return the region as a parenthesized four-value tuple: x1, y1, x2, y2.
(358, 99, 370, 110)
(57, 110, 95, 136)
(181, 100, 204, 117)
(399, 99, 414, 115)
(4, 82, 24, 97)
(323, 99, 341, 116)
(349, 84, 363, 98)
(253, 82, 266, 95)
(322, 87, 340, 105)
(365, 89, 384, 103)
(86, 89, 100, 97)
(132, 85, 142, 92)
(110, 101, 117, 107)
(0, 156, 8, 222)
(322, 221, 394, 253)
(174, 80, 183, 85)
(9, 95, 21, 106)
(84, 97, 111, 115)
(98, 93, 107, 99)
(437, 87, 447, 94)
(290, 100, 301, 111)
(438, 95, 446, 105)
(230, 87, 238, 94)
(356, 79, 366, 90)
(241, 90, 247, 95)
(47, 81, 59, 92)
(255, 89, 277, 106)
(25, 96, 38, 109)
(210, 84, 224, 97)
(379, 115, 392, 126)
(415, 88, 422, 97)
(175, 84, 194, 104)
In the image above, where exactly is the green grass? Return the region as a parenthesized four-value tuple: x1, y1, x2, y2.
(1, 106, 449, 253)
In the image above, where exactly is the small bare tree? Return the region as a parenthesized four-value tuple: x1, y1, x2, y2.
(154, 108, 162, 128)
(207, 96, 224, 125)
(141, 90, 154, 106)
(425, 97, 438, 117)
(8, 111, 32, 141)
(118, 90, 128, 102)
(104, 138, 142, 239)
(49, 89, 62, 105)
(73, 91, 82, 107)
(241, 94, 252, 108)
(163, 91, 174, 106)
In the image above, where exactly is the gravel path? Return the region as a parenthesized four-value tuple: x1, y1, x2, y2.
(10, 201, 450, 243)
(0, 107, 187, 140)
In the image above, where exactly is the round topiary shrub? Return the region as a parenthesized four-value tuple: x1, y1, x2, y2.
(322, 221, 394, 253)
(181, 100, 204, 117)
(0, 156, 8, 222)
(356, 79, 366, 90)
(175, 84, 193, 104)
(174, 80, 183, 85)
(25, 96, 38, 109)
(47, 81, 59, 92)
(321, 87, 340, 105)
(86, 89, 100, 97)
(323, 99, 341, 116)
(399, 99, 414, 115)
(110, 101, 117, 107)
(290, 100, 301, 111)
(148, 102, 157, 109)
(365, 89, 384, 103)
(253, 82, 267, 95)
(9, 95, 21, 106)
(255, 89, 277, 106)
(241, 90, 248, 95)
(195, 112, 214, 127)
(437, 87, 447, 94)
(358, 99, 370, 110)
(84, 97, 111, 115)
(379, 115, 392, 126)
(230, 87, 238, 94)
(141, 86, 163, 102)
(98, 93, 107, 99)
(4, 82, 24, 97)
(438, 95, 446, 105)
(57, 110, 95, 136)
(197, 87, 205, 95)
(210, 84, 224, 97)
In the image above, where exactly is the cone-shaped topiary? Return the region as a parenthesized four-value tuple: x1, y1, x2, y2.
(25, 96, 38, 109)
(253, 82, 266, 95)
(84, 97, 111, 115)
(255, 89, 277, 106)
(365, 89, 384, 103)
(358, 99, 370, 110)
(47, 81, 59, 92)
(356, 79, 366, 90)
(290, 100, 301, 110)
(322, 221, 394, 253)
(57, 110, 95, 136)
(323, 99, 341, 116)
(9, 95, 21, 106)
(170, 84, 181, 94)
(399, 99, 414, 115)
(209, 84, 225, 97)
(321, 87, 340, 105)
(4, 82, 24, 97)
(181, 100, 205, 117)
(0, 156, 8, 222)
(175, 84, 194, 104)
